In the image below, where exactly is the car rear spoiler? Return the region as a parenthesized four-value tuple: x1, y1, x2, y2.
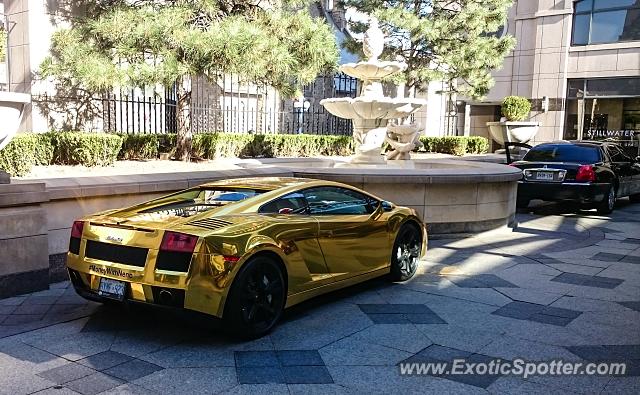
(504, 142, 532, 164)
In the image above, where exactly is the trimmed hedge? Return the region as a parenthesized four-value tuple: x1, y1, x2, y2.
(0, 134, 52, 177)
(419, 136, 489, 156)
(0, 132, 488, 177)
(49, 132, 122, 166)
(118, 134, 159, 160)
(192, 133, 354, 159)
(0, 132, 122, 176)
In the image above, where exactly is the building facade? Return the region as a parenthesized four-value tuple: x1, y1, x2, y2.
(451, 0, 640, 148)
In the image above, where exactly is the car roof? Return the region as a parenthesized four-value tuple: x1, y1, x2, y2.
(200, 177, 316, 191)
(534, 140, 605, 148)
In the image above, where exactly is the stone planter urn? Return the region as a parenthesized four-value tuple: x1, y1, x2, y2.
(0, 91, 32, 183)
(486, 121, 539, 146)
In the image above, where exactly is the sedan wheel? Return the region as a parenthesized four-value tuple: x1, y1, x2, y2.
(390, 224, 422, 281)
(224, 256, 286, 338)
(597, 186, 616, 215)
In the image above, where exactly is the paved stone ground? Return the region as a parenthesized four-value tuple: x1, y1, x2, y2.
(1, 201, 639, 394)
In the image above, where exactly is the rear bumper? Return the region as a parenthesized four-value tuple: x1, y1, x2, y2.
(517, 181, 610, 204)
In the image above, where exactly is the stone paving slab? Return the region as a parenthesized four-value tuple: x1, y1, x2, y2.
(0, 203, 639, 393)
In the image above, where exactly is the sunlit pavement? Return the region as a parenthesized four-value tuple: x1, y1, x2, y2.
(1, 201, 639, 394)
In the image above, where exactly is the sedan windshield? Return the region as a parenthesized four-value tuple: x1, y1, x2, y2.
(139, 188, 265, 218)
(523, 144, 601, 163)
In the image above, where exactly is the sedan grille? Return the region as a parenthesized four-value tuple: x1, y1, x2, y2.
(187, 218, 233, 230)
(85, 240, 148, 267)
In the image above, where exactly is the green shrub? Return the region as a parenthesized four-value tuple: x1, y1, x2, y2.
(49, 132, 123, 166)
(158, 134, 177, 156)
(118, 134, 159, 160)
(501, 96, 531, 121)
(0, 135, 41, 176)
(466, 136, 489, 154)
(192, 133, 354, 159)
(417, 136, 489, 156)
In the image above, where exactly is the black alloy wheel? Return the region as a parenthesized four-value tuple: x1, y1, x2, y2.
(224, 256, 286, 338)
(390, 224, 422, 281)
(596, 185, 616, 215)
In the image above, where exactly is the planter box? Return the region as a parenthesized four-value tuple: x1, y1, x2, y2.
(486, 121, 539, 146)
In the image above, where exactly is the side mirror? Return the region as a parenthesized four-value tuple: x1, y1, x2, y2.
(636, 156, 640, 163)
(381, 201, 393, 212)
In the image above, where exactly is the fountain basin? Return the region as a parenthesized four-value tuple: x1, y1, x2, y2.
(0, 91, 31, 150)
(320, 97, 426, 120)
(239, 157, 522, 234)
(339, 61, 406, 81)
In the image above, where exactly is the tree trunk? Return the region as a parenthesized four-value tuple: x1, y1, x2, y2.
(175, 75, 192, 161)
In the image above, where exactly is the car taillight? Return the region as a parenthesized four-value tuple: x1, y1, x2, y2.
(160, 231, 198, 253)
(71, 221, 85, 238)
(575, 165, 595, 182)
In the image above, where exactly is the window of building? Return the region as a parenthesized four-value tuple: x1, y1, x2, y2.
(572, 0, 640, 45)
(565, 78, 640, 150)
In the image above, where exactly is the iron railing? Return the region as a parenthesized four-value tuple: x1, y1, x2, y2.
(34, 73, 359, 136)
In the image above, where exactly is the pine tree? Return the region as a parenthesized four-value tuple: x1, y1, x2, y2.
(41, 1, 339, 160)
(343, 0, 516, 98)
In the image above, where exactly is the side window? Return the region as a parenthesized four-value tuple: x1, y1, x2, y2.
(259, 193, 308, 215)
(303, 187, 375, 215)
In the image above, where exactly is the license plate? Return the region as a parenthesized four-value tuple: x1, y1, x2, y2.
(98, 278, 126, 300)
(536, 172, 554, 181)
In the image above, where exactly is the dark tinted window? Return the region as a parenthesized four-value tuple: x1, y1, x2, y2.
(523, 144, 602, 163)
(139, 188, 264, 218)
(259, 193, 309, 214)
(573, 0, 640, 45)
(303, 187, 375, 215)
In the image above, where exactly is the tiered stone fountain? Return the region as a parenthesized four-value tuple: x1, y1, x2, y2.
(286, 18, 521, 233)
(320, 18, 425, 165)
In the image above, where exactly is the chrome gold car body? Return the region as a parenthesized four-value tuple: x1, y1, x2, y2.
(67, 177, 427, 321)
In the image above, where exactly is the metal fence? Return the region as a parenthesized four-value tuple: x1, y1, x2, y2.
(34, 73, 359, 136)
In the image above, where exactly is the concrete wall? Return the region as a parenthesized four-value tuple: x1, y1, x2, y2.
(0, 183, 49, 297)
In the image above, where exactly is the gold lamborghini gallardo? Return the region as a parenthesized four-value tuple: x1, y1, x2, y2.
(67, 177, 427, 337)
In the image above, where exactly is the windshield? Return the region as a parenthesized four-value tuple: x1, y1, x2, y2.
(523, 144, 601, 163)
(139, 187, 265, 218)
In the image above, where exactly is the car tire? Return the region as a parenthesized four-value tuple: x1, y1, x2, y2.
(630, 194, 640, 204)
(596, 185, 616, 215)
(223, 255, 286, 339)
(390, 223, 422, 282)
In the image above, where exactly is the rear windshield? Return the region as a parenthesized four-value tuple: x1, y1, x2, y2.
(139, 187, 265, 218)
(523, 144, 601, 163)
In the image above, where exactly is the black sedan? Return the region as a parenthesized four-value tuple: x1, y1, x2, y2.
(511, 141, 640, 214)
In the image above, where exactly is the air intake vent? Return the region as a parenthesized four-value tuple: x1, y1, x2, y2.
(187, 218, 233, 230)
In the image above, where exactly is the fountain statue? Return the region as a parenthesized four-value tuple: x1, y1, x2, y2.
(385, 121, 423, 160)
(320, 17, 425, 164)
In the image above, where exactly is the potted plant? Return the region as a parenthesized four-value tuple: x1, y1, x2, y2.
(486, 96, 539, 146)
